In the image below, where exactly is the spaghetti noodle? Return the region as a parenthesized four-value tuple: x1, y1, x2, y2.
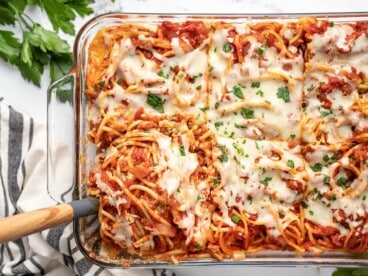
(85, 18, 368, 265)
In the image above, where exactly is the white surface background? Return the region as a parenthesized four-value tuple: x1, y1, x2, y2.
(1, 0, 368, 275)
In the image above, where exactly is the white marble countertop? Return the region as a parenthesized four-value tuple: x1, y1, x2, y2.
(1, 1, 368, 275)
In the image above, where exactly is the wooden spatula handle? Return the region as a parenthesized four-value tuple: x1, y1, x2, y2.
(0, 204, 74, 244)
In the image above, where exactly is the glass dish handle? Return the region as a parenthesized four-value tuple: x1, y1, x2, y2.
(47, 73, 76, 204)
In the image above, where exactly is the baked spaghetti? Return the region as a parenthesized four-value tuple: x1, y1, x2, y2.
(85, 18, 368, 264)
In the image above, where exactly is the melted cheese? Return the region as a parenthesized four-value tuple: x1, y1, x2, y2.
(302, 65, 368, 144)
(213, 137, 305, 236)
(155, 132, 199, 196)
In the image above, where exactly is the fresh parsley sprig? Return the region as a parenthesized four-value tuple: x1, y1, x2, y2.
(0, 0, 95, 86)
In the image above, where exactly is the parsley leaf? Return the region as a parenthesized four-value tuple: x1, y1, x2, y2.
(33, 0, 94, 35)
(256, 90, 264, 97)
(0, 30, 21, 65)
(260, 177, 272, 186)
(0, 0, 97, 90)
(257, 45, 266, 55)
(18, 60, 43, 86)
(218, 145, 229, 162)
(0, 1, 26, 24)
(328, 194, 337, 201)
(214, 121, 224, 130)
(277, 86, 290, 103)
(146, 93, 166, 113)
(336, 177, 347, 188)
(231, 85, 244, 99)
(323, 174, 331, 183)
(287, 160, 295, 168)
(301, 202, 308, 209)
(318, 107, 333, 118)
(179, 145, 186, 156)
(157, 70, 169, 79)
(310, 163, 323, 172)
(0, 6, 16, 25)
(32, 24, 71, 55)
(50, 54, 73, 83)
(241, 107, 255, 119)
(251, 81, 260, 88)
(20, 32, 33, 65)
(66, 0, 94, 17)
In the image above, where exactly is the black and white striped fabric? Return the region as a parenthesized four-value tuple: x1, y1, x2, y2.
(0, 101, 176, 276)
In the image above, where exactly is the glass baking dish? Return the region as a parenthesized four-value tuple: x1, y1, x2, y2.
(47, 12, 368, 268)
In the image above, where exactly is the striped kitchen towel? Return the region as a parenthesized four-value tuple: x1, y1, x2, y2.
(0, 100, 176, 276)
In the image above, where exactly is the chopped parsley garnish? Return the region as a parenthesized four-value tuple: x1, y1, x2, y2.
(318, 107, 333, 118)
(290, 134, 296, 139)
(329, 21, 334, 27)
(179, 145, 185, 156)
(316, 192, 323, 200)
(277, 86, 290, 103)
(157, 70, 169, 79)
(331, 153, 338, 162)
(233, 142, 245, 156)
(257, 45, 266, 55)
(328, 194, 337, 201)
(323, 174, 331, 183)
(323, 155, 330, 163)
(241, 108, 255, 119)
(199, 106, 210, 112)
(255, 141, 260, 150)
(231, 85, 244, 99)
(222, 43, 233, 53)
(146, 93, 166, 113)
(192, 72, 203, 82)
(336, 177, 347, 187)
(197, 194, 204, 201)
(260, 177, 272, 186)
(287, 160, 295, 168)
(256, 90, 264, 97)
(310, 163, 323, 172)
(301, 202, 308, 209)
(234, 123, 247, 129)
(195, 243, 202, 250)
(220, 153, 228, 162)
(94, 80, 105, 92)
(231, 214, 241, 224)
(214, 102, 219, 109)
(219, 146, 229, 162)
(196, 85, 202, 90)
(214, 121, 224, 129)
(251, 81, 261, 88)
(309, 210, 314, 216)
(307, 84, 315, 92)
(213, 179, 219, 188)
